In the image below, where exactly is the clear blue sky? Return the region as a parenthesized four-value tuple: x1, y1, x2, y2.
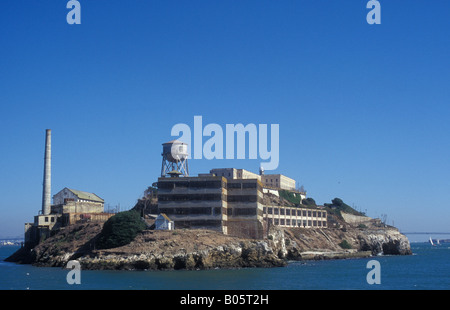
(1, 1, 449, 238)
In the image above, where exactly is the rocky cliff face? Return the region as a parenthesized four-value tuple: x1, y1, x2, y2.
(358, 228, 412, 255)
(6, 218, 411, 270)
(7, 225, 286, 270)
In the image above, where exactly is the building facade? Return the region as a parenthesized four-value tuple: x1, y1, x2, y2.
(226, 178, 265, 239)
(263, 206, 327, 228)
(157, 176, 228, 233)
(261, 174, 296, 191)
(209, 168, 261, 181)
(53, 188, 104, 206)
(157, 173, 326, 239)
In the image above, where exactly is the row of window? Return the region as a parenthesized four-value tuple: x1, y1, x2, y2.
(159, 207, 263, 217)
(158, 181, 224, 189)
(159, 207, 223, 216)
(158, 193, 263, 203)
(158, 180, 262, 191)
(264, 207, 326, 218)
(158, 194, 223, 201)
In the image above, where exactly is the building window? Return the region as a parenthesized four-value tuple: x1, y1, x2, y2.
(51, 217, 55, 223)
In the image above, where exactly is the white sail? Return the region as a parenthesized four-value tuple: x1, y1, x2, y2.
(429, 237, 434, 245)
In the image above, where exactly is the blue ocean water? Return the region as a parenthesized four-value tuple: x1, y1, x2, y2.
(0, 242, 448, 290)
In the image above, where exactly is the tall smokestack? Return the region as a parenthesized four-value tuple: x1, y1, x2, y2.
(42, 129, 51, 215)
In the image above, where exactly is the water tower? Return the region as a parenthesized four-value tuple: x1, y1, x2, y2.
(161, 140, 189, 177)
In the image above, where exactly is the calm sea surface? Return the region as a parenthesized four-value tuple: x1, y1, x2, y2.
(1, 242, 448, 290)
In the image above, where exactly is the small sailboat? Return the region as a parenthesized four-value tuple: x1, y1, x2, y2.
(429, 237, 436, 246)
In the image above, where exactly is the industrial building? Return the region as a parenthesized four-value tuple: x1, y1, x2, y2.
(24, 130, 113, 247)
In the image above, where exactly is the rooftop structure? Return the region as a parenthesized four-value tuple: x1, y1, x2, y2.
(210, 167, 296, 191)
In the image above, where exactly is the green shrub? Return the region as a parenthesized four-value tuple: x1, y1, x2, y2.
(338, 239, 352, 249)
(96, 210, 146, 249)
(302, 198, 317, 206)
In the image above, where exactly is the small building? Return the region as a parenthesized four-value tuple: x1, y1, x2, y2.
(53, 187, 104, 206)
(155, 213, 174, 230)
(261, 174, 296, 191)
(52, 188, 104, 214)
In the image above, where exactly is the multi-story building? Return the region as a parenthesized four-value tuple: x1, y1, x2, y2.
(157, 175, 266, 238)
(157, 176, 228, 233)
(157, 170, 326, 239)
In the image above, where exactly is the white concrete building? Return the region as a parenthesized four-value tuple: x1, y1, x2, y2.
(261, 174, 296, 191)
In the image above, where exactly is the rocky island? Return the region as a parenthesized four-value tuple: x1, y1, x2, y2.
(8, 132, 411, 271)
(6, 210, 411, 271)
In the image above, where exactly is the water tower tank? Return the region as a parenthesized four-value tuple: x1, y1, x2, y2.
(162, 140, 188, 163)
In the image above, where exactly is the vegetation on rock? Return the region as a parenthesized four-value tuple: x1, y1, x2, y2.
(96, 210, 146, 249)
